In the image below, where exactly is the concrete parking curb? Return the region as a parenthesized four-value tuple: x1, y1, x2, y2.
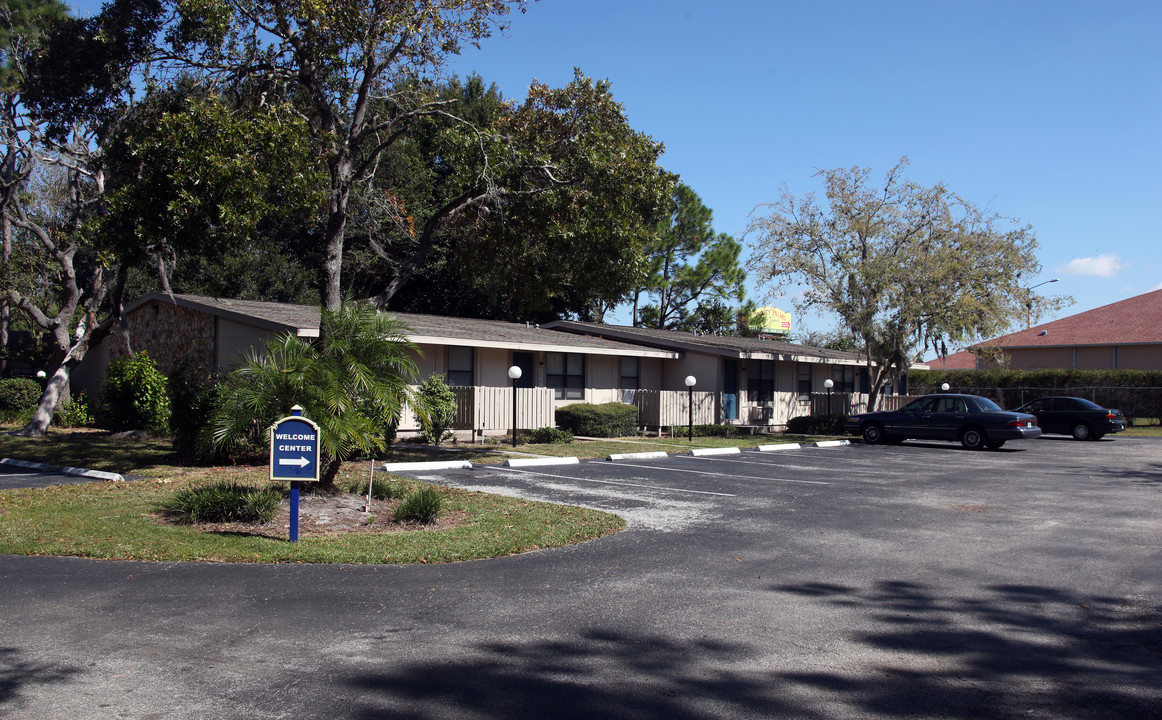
(607, 451, 669, 461)
(382, 460, 473, 472)
(688, 447, 742, 457)
(812, 440, 851, 448)
(504, 457, 580, 468)
(0, 457, 125, 483)
(754, 443, 801, 452)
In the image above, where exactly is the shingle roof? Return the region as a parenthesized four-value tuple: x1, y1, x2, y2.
(542, 320, 866, 364)
(128, 293, 677, 357)
(924, 350, 977, 370)
(977, 288, 1162, 349)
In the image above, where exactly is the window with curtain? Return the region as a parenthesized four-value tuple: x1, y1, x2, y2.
(547, 352, 585, 400)
(747, 360, 775, 404)
(446, 346, 474, 386)
(619, 357, 639, 389)
(797, 363, 812, 401)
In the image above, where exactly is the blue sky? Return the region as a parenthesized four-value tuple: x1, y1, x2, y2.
(70, 1, 1161, 348)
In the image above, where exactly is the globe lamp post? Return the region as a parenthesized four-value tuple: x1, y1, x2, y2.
(684, 375, 697, 442)
(824, 378, 834, 416)
(508, 365, 522, 448)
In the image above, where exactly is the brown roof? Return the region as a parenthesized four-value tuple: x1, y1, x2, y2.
(924, 351, 977, 370)
(128, 293, 676, 357)
(978, 288, 1162, 349)
(543, 320, 866, 365)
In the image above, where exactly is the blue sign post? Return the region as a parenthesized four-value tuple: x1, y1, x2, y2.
(270, 406, 320, 542)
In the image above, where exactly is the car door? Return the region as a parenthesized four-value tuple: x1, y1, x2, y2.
(1038, 398, 1068, 434)
(928, 396, 968, 440)
(887, 397, 936, 438)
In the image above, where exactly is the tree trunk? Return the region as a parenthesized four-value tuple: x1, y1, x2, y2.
(16, 345, 83, 436)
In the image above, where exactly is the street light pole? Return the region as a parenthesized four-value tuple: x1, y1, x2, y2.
(685, 375, 697, 442)
(1024, 278, 1059, 328)
(508, 365, 522, 448)
(824, 378, 834, 416)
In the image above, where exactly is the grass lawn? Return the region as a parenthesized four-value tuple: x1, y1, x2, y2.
(0, 425, 820, 565)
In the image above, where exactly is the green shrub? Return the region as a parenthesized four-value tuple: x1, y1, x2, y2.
(165, 482, 282, 524)
(555, 402, 638, 438)
(99, 352, 172, 434)
(786, 413, 849, 435)
(346, 476, 408, 501)
(393, 488, 443, 523)
(0, 377, 42, 412)
(529, 426, 574, 444)
(693, 423, 735, 437)
(416, 373, 456, 445)
(167, 354, 220, 460)
(53, 391, 95, 428)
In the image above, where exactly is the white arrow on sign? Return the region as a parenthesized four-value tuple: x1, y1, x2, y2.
(278, 456, 311, 468)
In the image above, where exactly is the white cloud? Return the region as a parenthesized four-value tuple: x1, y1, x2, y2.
(1057, 254, 1124, 277)
(1152, 281, 1162, 291)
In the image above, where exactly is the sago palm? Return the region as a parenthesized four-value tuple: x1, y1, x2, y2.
(207, 303, 419, 489)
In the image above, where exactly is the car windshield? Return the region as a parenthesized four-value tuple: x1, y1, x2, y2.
(974, 397, 1003, 412)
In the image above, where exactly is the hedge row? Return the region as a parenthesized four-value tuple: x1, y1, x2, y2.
(910, 369, 1162, 420)
(785, 414, 849, 435)
(554, 402, 638, 438)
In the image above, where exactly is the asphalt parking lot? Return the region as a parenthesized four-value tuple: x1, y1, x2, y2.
(2, 437, 1160, 719)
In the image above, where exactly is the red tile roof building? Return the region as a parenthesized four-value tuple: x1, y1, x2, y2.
(973, 288, 1162, 370)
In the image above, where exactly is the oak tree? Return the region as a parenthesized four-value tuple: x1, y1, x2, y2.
(747, 157, 1058, 411)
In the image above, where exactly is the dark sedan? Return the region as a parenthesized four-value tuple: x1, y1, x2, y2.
(1013, 396, 1126, 440)
(845, 393, 1042, 450)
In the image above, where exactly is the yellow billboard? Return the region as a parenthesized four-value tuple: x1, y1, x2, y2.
(751, 306, 792, 336)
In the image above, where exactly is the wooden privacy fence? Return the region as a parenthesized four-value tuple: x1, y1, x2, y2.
(451, 385, 555, 432)
(630, 389, 716, 427)
(806, 392, 869, 415)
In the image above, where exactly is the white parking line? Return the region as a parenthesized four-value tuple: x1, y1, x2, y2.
(502, 466, 737, 497)
(601, 461, 832, 485)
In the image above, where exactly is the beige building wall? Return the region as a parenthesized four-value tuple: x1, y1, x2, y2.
(1004, 347, 1075, 370)
(1116, 345, 1162, 370)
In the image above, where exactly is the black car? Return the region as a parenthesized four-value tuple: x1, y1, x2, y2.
(1013, 396, 1126, 440)
(845, 393, 1042, 450)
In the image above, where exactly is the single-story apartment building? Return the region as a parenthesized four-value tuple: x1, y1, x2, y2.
(74, 292, 886, 435)
(544, 320, 877, 428)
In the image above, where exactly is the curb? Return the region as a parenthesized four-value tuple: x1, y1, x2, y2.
(382, 460, 473, 472)
(688, 447, 742, 457)
(755, 443, 801, 452)
(812, 440, 852, 448)
(504, 457, 580, 468)
(607, 451, 669, 461)
(0, 457, 125, 483)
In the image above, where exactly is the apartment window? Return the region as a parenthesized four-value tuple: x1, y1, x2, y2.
(830, 365, 855, 393)
(547, 352, 585, 400)
(747, 360, 775, 404)
(446, 346, 474, 387)
(619, 357, 639, 390)
(797, 363, 812, 401)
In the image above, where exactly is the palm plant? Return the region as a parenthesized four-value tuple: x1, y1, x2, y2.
(207, 303, 418, 489)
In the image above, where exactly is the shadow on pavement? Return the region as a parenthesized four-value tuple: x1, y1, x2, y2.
(0, 646, 80, 707)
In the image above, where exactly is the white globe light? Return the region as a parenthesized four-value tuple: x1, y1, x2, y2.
(684, 375, 697, 387)
(35, 370, 47, 380)
(824, 379, 834, 389)
(941, 383, 951, 391)
(508, 365, 522, 380)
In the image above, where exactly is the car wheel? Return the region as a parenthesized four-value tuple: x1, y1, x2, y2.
(862, 423, 885, 445)
(960, 427, 986, 450)
(1072, 423, 1091, 441)
(985, 440, 1006, 450)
